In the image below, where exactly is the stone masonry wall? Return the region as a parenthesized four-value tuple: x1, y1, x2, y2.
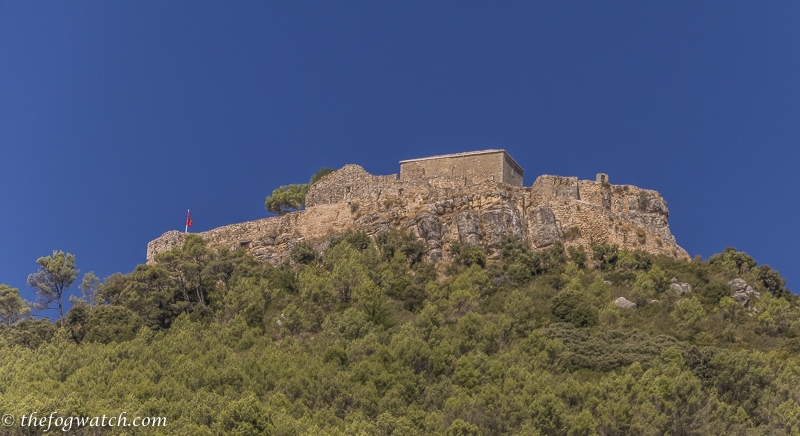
(502, 153, 524, 186)
(147, 165, 689, 265)
(399, 150, 523, 188)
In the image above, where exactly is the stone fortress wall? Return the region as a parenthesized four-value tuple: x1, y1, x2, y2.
(147, 150, 689, 265)
(399, 149, 524, 187)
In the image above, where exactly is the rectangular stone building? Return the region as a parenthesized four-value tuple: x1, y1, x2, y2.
(399, 149, 524, 187)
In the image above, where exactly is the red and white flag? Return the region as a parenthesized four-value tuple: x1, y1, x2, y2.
(186, 210, 193, 233)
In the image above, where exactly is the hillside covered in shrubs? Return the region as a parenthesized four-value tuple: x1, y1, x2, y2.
(0, 232, 797, 435)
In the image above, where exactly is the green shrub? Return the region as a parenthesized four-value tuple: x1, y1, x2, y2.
(636, 227, 647, 245)
(322, 345, 349, 366)
(83, 305, 142, 344)
(592, 243, 618, 271)
(376, 229, 426, 265)
(532, 241, 567, 275)
(506, 262, 533, 284)
(708, 247, 757, 275)
(551, 289, 597, 327)
(450, 242, 487, 268)
(615, 249, 653, 273)
(756, 265, 788, 297)
(328, 230, 372, 252)
(291, 241, 318, 265)
(309, 167, 333, 184)
(567, 245, 587, 268)
(546, 324, 683, 371)
(500, 235, 531, 262)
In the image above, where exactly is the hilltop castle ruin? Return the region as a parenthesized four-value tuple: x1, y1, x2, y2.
(147, 150, 688, 265)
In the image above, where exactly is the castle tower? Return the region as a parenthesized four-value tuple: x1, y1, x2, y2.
(399, 149, 524, 187)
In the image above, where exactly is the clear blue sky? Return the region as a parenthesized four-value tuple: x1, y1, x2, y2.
(1, 2, 798, 308)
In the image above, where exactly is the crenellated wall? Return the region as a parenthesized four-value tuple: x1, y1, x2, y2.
(147, 164, 689, 265)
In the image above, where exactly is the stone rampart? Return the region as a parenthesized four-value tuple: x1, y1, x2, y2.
(147, 165, 689, 265)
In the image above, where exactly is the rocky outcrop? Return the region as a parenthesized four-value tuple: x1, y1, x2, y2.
(456, 212, 481, 246)
(670, 282, 692, 296)
(416, 213, 443, 263)
(479, 204, 525, 258)
(728, 278, 760, 306)
(147, 164, 690, 265)
(614, 297, 637, 310)
(528, 206, 559, 248)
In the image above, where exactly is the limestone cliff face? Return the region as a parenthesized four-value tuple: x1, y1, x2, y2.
(146, 165, 689, 265)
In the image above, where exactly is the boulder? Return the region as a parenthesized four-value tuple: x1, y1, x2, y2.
(669, 282, 692, 296)
(727, 278, 750, 293)
(614, 297, 637, 310)
(731, 292, 749, 304)
(727, 278, 761, 306)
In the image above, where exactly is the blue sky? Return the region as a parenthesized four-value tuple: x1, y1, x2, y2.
(1, 2, 798, 309)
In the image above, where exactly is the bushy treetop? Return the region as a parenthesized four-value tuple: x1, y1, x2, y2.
(265, 167, 333, 215)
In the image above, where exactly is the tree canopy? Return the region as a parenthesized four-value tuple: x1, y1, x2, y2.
(0, 284, 30, 327)
(26, 250, 78, 325)
(264, 184, 307, 215)
(265, 167, 333, 215)
(0, 238, 798, 435)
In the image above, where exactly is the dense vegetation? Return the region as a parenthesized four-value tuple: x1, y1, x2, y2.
(0, 232, 797, 435)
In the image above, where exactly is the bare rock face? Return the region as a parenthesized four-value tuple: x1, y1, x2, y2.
(636, 192, 670, 216)
(504, 205, 526, 242)
(614, 297, 637, 310)
(670, 282, 692, 296)
(528, 206, 560, 248)
(456, 211, 481, 246)
(146, 164, 690, 266)
(727, 278, 760, 306)
(479, 204, 526, 258)
(480, 209, 507, 247)
(417, 213, 443, 263)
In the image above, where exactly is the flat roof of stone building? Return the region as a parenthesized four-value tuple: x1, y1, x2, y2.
(399, 149, 524, 173)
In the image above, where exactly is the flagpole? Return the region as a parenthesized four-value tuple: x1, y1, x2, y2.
(186, 209, 189, 233)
